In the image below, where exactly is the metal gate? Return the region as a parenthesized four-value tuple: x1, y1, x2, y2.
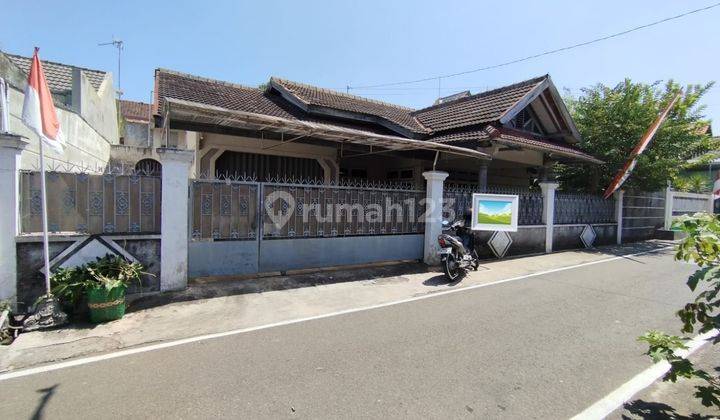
(187, 178, 426, 278)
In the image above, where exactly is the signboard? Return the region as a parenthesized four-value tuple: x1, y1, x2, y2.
(471, 193, 519, 232)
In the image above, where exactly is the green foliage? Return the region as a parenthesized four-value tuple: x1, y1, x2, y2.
(638, 213, 720, 409)
(674, 174, 711, 194)
(51, 255, 146, 308)
(556, 79, 714, 193)
(0, 300, 10, 314)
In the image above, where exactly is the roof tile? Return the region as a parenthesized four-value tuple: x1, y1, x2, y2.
(412, 76, 547, 132)
(5, 53, 107, 93)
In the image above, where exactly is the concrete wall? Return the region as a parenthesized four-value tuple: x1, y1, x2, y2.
(7, 86, 113, 170)
(15, 235, 160, 313)
(188, 234, 424, 277)
(71, 69, 119, 143)
(122, 122, 149, 147)
(189, 240, 258, 278)
(0, 53, 116, 171)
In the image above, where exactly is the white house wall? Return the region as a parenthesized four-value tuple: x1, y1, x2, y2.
(7, 86, 112, 171)
(71, 69, 119, 143)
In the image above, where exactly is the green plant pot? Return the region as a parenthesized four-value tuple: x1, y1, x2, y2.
(87, 287, 126, 323)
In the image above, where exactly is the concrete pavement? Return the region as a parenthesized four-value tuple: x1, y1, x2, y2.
(0, 241, 707, 418)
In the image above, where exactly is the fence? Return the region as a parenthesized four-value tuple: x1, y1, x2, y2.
(190, 179, 259, 240)
(443, 185, 544, 225)
(189, 178, 426, 241)
(554, 192, 616, 225)
(668, 190, 713, 222)
(621, 190, 665, 241)
(19, 170, 162, 234)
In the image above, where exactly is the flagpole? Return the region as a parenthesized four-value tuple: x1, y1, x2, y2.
(38, 138, 52, 295)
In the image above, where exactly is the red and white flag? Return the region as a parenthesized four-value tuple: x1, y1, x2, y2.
(603, 93, 681, 199)
(713, 174, 720, 200)
(21, 48, 64, 153)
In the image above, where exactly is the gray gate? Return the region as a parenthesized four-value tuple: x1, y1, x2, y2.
(621, 190, 665, 242)
(188, 178, 426, 278)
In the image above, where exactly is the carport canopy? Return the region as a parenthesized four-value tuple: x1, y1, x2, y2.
(163, 98, 492, 161)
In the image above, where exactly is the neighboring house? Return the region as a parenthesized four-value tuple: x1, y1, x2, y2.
(142, 69, 598, 188)
(0, 51, 119, 170)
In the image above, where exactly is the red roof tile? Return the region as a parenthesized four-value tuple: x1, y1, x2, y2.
(412, 76, 547, 132)
(119, 100, 151, 122)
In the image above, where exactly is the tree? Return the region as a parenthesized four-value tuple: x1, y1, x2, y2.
(556, 80, 714, 193)
(638, 213, 720, 409)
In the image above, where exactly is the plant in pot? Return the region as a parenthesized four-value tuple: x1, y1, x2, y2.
(51, 255, 146, 323)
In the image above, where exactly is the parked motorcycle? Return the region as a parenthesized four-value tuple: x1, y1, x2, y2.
(437, 218, 480, 281)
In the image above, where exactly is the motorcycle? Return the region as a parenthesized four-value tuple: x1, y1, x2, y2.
(437, 218, 480, 281)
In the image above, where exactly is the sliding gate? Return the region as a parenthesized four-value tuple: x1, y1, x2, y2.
(188, 178, 426, 278)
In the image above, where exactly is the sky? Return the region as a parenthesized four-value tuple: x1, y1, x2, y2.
(477, 201, 511, 215)
(2, 1, 720, 132)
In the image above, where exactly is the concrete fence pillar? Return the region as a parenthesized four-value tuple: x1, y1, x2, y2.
(422, 170, 449, 265)
(0, 134, 29, 306)
(664, 186, 674, 230)
(540, 181, 559, 253)
(157, 148, 194, 292)
(614, 190, 624, 245)
(477, 162, 488, 192)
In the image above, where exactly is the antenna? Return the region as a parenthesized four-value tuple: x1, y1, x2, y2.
(98, 37, 124, 98)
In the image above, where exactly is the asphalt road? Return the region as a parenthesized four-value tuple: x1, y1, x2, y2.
(0, 247, 699, 419)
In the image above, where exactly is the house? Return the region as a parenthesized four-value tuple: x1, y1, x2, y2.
(0, 51, 119, 171)
(1, 60, 615, 308)
(139, 70, 599, 189)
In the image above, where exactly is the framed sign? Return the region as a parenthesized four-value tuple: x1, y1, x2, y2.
(471, 193, 519, 232)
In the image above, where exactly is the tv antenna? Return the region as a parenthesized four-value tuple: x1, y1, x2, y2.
(98, 37, 124, 98)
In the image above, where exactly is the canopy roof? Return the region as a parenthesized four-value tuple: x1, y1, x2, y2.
(165, 98, 491, 161)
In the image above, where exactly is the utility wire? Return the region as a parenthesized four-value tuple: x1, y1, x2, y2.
(348, 2, 720, 90)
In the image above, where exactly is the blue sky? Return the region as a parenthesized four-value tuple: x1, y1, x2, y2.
(3, 1, 719, 131)
(477, 200, 511, 216)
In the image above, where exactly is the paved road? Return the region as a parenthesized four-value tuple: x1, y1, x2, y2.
(0, 247, 698, 419)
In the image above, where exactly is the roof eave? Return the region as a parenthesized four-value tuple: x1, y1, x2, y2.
(163, 97, 491, 161)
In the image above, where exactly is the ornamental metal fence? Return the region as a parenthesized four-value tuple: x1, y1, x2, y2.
(553, 192, 616, 224)
(442, 184, 544, 225)
(189, 176, 426, 241)
(190, 179, 259, 240)
(19, 169, 162, 234)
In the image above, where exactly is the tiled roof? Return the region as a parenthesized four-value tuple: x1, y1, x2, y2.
(155, 69, 398, 135)
(156, 69, 298, 119)
(156, 69, 598, 163)
(429, 125, 600, 163)
(270, 77, 427, 134)
(119, 100, 151, 122)
(4, 53, 107, 93)
(412, 76, 547, 132)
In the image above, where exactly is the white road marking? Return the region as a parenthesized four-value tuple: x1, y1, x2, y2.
(0, 246, 672, 382)
(571, 329, 718, 420)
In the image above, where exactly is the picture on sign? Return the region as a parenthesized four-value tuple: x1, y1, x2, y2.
(471, 193, 519, 232)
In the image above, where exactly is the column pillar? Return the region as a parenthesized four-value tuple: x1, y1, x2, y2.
(664, 186, 674, 230)
(477, 162, 488, 192)
(157, 148, 194, 292)
(540, 181, 559, 253)
(0, 134, 29, 306)
(422, 170, 449, 265)
(614, 190, 624, 245)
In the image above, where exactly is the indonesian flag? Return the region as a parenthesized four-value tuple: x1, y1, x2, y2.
(603, 93, 681, 199)
(21, 48, 64, 153)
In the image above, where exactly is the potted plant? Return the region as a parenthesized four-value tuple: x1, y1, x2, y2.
(51, 255, 145, 323)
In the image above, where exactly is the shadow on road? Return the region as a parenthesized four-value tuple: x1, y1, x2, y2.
(31, 384, 58, 420)
(621, 399, 714, 419)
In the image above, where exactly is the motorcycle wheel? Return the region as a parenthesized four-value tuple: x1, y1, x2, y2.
(442, 254, 461, 281)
